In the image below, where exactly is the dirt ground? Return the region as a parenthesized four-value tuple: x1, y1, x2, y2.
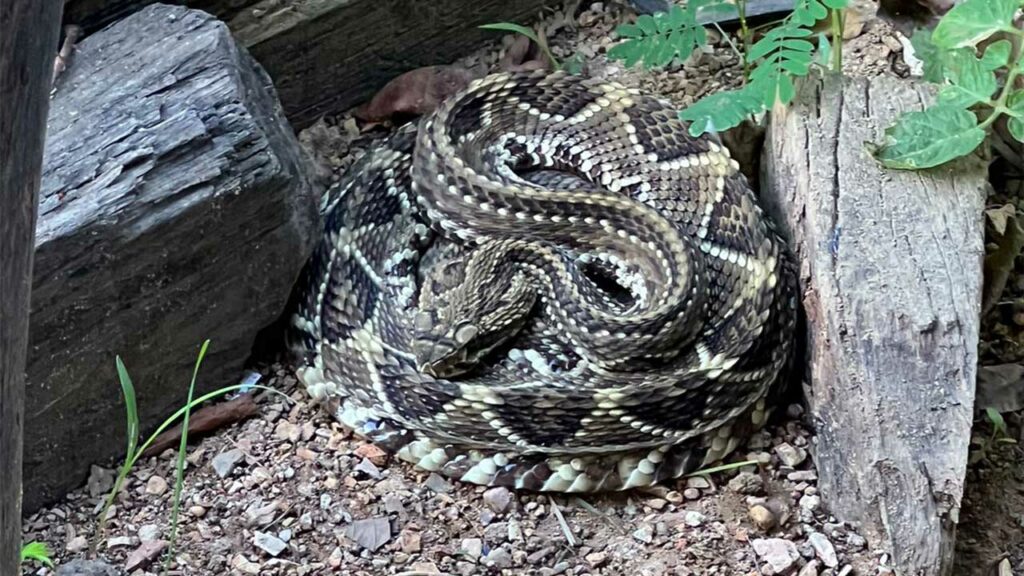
(19, 1, 1022, 575)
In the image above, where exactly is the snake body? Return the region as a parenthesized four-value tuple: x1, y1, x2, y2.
(287, 71, 797, 493)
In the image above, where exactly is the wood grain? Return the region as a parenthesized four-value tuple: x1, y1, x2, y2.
(0, 0, 64, 569)
(761, 75, 987, 576)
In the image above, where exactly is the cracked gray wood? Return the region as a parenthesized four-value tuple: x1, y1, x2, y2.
(761, 75, 986, 576)
(24, 4, 319, 512)
(61, 0, 564, 128)
(1, 0, 64, 568)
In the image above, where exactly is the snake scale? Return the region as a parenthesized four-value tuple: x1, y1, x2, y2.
(287, 70, 798, 493)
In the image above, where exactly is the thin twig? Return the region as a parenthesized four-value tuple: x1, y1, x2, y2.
(573, 496, 626, 532)
(547, 495, 577, 547)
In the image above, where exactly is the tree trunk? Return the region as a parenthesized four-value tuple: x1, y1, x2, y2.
(761, 74, 987, 576)
(0, 0, 64, 571)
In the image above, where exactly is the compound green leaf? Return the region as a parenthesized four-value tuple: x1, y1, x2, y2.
(932, 0, 1019, 49)
(637, 14, 659, 34)
(615, 22, 642, 38)
(820, 0, 848, 9)
(679, 85, 766, 136)
(869, 104, 986, 169)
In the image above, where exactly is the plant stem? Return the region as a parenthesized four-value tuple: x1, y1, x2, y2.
(980, 65, 1022, 131)
(830, 8, 843, 72)
(736, 0, 751, 80)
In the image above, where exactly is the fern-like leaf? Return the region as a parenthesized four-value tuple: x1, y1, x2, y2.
(608, 3, 721, 69)
(678, 84, 767, 137)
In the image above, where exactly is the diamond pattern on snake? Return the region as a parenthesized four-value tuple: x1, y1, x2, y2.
(286, 70, 798, 493)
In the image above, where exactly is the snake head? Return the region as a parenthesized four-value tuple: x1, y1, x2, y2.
(413, 257, 537, 379)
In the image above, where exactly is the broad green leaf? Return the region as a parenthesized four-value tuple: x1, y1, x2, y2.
(479, 23, 540, 45)
(781, 39, 816, 52)
(980, 39, 1012, 69)
(932, 0, 1019, 49)
(115, 356, 139, 462)
(1007, 89, 1024, 116)
(1008, 91, 1024, 142)
(1009, 116, 1024, 143)
(941, 48, 999, 106)
(820, 0, 848, 8)
(869, 104, 987, 169)
(910, 28, 946, 82)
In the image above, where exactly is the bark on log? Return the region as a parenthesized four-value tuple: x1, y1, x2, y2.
(0, 0, 65, 570)
(761, 75, 986, 576)
(24, 3, 319, 512)
(60, 0, 564, 128)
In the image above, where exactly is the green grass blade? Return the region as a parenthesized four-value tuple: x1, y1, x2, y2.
(163, 339, 210, 575)
(685, 459, 759, 476)
(20, 541, 54, 567)
(479, 22, 541, 45)
(116, 356, 140, 460)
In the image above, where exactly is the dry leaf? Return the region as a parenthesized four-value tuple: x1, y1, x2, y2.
(354, 66, 479, 123)
(987, 204, 1016, 236)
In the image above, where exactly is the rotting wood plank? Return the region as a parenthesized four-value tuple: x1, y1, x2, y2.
(61, 0, 565, 128)
(760, 74, 986, 576)
(0, 0, 65, 570)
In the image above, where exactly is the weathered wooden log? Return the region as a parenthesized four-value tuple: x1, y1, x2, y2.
(1, 0, 65, 568)
(761, 75, 986, 576)
(24, 3, 319, 512)
(60, 0, 564, 128)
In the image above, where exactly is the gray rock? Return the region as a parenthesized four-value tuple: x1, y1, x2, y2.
(752, 538, 801, 574)
(254, 531, 288, 557)
(461, 537, 483, 560)
(425, 473, 452, 494)
(632, 524, 655, 543)
(485, 545, 514, 569)
(57, 559, 122, 576)
(86, 466, 115, 497)
(212, 449, 246, 478)
(774, 443, 807, 467)
(684, 511, 705, 527)
(482, 486, 513, 514)
(798, 559, 821, 576)
(799, 494, 821, 513)
(22, 3, 318, 513)
(808, 532, 838, 568)
(728, 471, 765, 495)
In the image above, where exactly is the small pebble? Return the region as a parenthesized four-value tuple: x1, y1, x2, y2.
(144, 475, 168, 496)
(808, 532, 838, 568)
(775, 443, 807, 467)
(728, 471, 764, 495)
(482, 486, 513, 513)
(211, 448, 245, 478)
(632, 524, 655, 543)
(684, 511, 705, 527)
(749, 504, 777, 531)
(683, 488, 702, 500)
(461, 537, 483, 560)
(798, 559, 821, 576)
(254, 531, 288, 557)
(752, 538, 800, 574)
(189, 505, 207, 518)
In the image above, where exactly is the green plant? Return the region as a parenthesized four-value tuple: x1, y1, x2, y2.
(605, 0, 848, 137)
(20, 541, 54, 568)
(480, 22, 563, 70)
(93, 341, 290, 572)
(869, 0, 1024, 169)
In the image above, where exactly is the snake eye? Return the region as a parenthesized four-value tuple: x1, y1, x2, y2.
(454, 323, 479, 344)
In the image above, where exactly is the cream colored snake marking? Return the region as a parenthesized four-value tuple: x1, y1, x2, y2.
(286, 70, 797, 493)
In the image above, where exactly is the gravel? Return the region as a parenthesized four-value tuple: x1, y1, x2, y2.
(20, 2, 913, 574)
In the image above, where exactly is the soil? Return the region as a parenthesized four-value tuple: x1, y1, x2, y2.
(20, 1, 1021, 575)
